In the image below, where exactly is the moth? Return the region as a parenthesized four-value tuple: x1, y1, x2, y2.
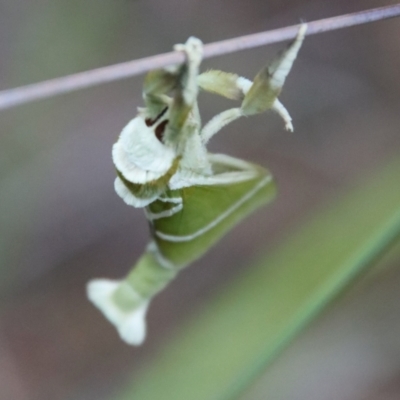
(87, 24, 307, 345)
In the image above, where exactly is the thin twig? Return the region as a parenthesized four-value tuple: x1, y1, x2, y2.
(1, 4, 400, 111)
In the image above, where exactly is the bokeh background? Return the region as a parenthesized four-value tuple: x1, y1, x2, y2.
(1, 1, 400, 399)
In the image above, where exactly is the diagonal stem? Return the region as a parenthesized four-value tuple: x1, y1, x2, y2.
(0, 4, 400, 111)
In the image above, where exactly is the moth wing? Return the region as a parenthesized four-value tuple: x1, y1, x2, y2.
(149, 166, 276, 266)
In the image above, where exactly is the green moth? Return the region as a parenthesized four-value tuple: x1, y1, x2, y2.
(87, 25, 307, 345)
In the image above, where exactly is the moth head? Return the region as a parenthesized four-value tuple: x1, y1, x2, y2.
(112, 111, 176, 185)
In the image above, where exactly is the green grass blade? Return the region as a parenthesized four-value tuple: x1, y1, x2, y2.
(118, 157, 400, 400)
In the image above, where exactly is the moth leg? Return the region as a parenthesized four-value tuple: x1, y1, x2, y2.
(241, 23, 307, 126)
(200, 24, 306, 143)
(200, 107, 243, 144)
(178, 116, 211, 173)
(197, 70, 243, 101)
(174, 37, 203, 106)
(165, 37, 203, 144)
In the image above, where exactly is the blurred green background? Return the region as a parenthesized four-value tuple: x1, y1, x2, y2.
(1, 1, 400, 399)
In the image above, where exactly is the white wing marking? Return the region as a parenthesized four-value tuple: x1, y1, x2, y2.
(144, 199, 183, 220)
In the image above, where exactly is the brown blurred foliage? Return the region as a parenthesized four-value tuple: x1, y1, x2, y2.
(1, 1, 400, 399)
